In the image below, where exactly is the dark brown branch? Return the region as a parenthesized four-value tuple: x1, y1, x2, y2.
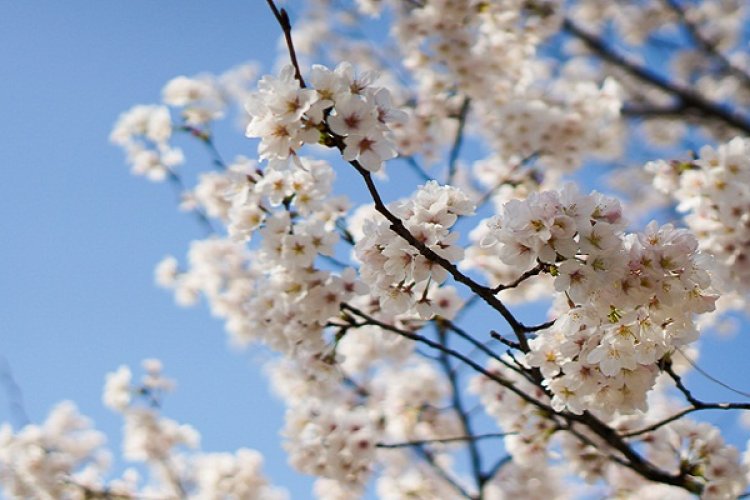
(492, 263, 544, 293)
(343, 303, 703, 493)
(619, 353, 750, 438)
(563, 18, 750, 135)
(623, 401, 750, 438)
(265, 12, 712, 496)
(352, 164, 533, 349)
(441, 320, 510, 366)
(265, 0, 307, 87)
(523, 319, 556, 333)
(266, 2, 536, 352)
(340, 303, 554, 413)
(621, 103, 689, 118)
(489, 330, 521, 351)
(661, 357, 702, 407)
(376, 432, 513, 449)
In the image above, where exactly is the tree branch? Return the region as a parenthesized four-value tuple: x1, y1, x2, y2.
(413, 444, 474, 499)
(400, 155, 434, 182)
(265, 0, 306, 87)
(376, 432, 512, 449)
(623, 402, 750, 438)
(662, 0, 750, 90)
(435, 325, 484, 495)
(491, 263, 544, 294)
(563, 18, 750, 135)
(447, 96, 471, 185)
(0, 356, 30, 429)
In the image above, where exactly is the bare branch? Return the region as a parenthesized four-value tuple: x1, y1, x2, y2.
(265, 0, 307, 87)
(675, 347, 750, 399)
(447, 96, 471, 185)
(376, 432, 513, 449)
(166, 168, 216, 235)
(435, 325, 484, 494)
(0, 356, 30, 428)
(413, 444, 475, 499)
(489, 331, 521, 351)
(661, 356, 702, 407)
(492, 263, 544, 294)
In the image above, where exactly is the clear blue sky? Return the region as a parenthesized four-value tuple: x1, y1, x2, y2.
(0, 1, 314, 496)
(1, 1, 748, 497)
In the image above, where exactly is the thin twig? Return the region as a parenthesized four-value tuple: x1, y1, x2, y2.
(0, 356, 30, 428)
(662, 357, 701, 407)
(524, 319, 556, 333)
(675, 347, 750, 399)
(492, 264, 543, 294)
(447, 97, 471, 185)
(340, 303, 553, 413)
(482, 455, 511, 483)
(436, 325, 484, 495)
(177, 125, 227, 170)
(265, 0, 307, 87)
(623, 402, 750, 438)
(319, 254, 350, 269)
(441, 320, 506, 365)
(401, 155, 434, 182)
(413, 444, 475, 499)
(489, 331, 521, 351)
(166, 169, 215, 235)
(377, 432, 513, 449)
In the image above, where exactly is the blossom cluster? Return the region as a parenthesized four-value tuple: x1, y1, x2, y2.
(109, 104, 183, 182)
(472, 360, 749, 499)
(354, 180, 473, 317)
(387, 0, 623, 173)
(649, 137, 750, 296)
(0, 402, 109, 499)
(648, 420, 748, 498)
(155, 152, 357, 356)
(283, 399, 377, 487)
(110, 63, 258, 182)
(469, 358, 557, 466)
(482, 185, 717, 414)
(0, 361, 284, 500)
(246, 63, 404, 171)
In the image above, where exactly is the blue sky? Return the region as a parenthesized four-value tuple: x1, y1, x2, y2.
(0, 1, 315, 496)
(1, 1, 749, 497)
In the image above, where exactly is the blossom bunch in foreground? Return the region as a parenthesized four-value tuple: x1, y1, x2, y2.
(482, 185, 717, 414)
(245, 63, 403, 171)
(355, 180, 474, 316)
